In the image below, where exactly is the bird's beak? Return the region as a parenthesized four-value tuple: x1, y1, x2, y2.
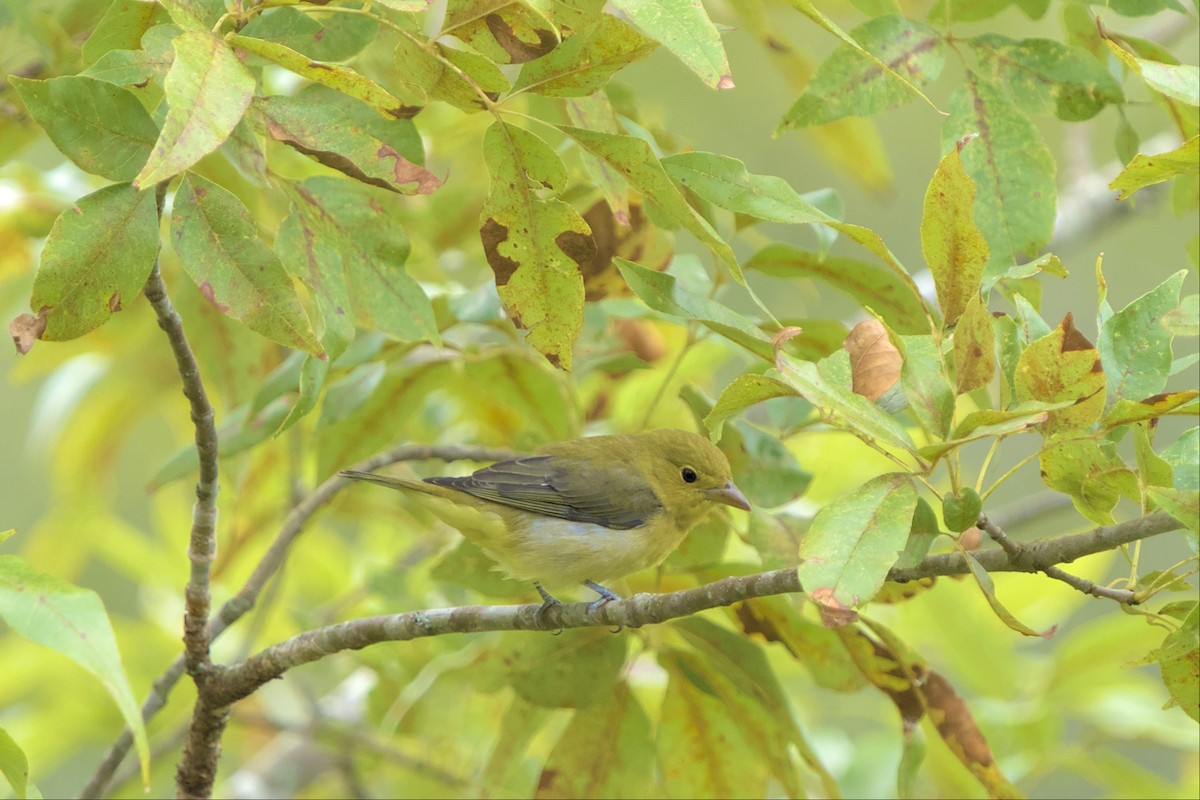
(708, 480, 751, 511)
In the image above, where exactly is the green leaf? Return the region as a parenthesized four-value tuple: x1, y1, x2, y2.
(943, 73, 1056, 279)
(11, 75, 159, 182)
(391, 37, 512, 113)
(250, 94, 439, 195)
(559, 126, 741, 282)
(968, 34, 1123, 121)
(278, 177, 439, 353)
(779, 15, 945, 129)
(157, 0, 224, 31)
(746, 244, 928, 334)
(721, 421, 812, 508)
(993, 313, 1022, 406)
(1147, 487, 1200, 535)
(982, 252, 1068, 293)
(1163, 427, 1199, 491)
(616, 258, 774, 360)
(27, 183, 158, 343)
(898, 334, 954, 438)
(1041, 438, 1139, 525)
(1162, 293, 1199, 337)
(921, 146, 989, 324)
(494, 628, 626, 707)
(661, 151, 830, 225)
(0, 727, 28, 800)
(797, 473, 918, 608)
(228, 33, 417, 120)
(954, 293, 996, 393)
(657, 651, 769, 798)
(961, 551, 1056, 638)
(1099, 272, 1185, 403)
(672, 617, 832, 796)
(239, 5, 378, 62)
(942, 487, 983, 533)
(919, 403, 1061, 461)
(535, 683, 654, 799)
(513, 13, 655, 96)
(1134, 421, 1175, 492)
(1015, 313, 1105, 435)
(83, 0, 164, 66)
(896, 497, 940, 569)
(705, 373, 799, 440)
(315, 360, 451, 475)
(1110, 136, 1199, 200)
(1151, 604, 1199, 721)
(481, 122, 593, 369)
(442, 0, 560, 64)
(1112, 46, 1200, 106)
(135, 30, 255, 188)
(0, 555, 151, 785)
(171, 174, 324, 356)
(776, 351, 918, 455)
(610, 0, 733, 90)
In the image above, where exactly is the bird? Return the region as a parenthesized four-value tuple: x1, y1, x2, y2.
(339, 428, 750, 614)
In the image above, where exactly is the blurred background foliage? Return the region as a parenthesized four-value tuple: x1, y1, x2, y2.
(0, 0, 1197, 797)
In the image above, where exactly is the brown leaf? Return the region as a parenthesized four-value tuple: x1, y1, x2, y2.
(9, 309, 48, 354)
(845, 318, 901, 401)
(811, 587, 859, 627)
(580, 200, 671, 300)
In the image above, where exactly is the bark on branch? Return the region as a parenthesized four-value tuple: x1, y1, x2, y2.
(207, 511, 1182, 710)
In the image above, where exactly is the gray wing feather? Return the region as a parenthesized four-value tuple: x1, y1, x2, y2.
(425, 455, 662, 530)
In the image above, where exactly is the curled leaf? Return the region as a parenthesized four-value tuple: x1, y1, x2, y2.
(845, 319, 901, 402)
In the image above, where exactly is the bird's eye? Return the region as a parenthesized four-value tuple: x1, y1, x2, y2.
(681, 467, 698, 483)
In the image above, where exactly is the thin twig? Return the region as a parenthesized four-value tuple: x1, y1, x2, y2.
(978, 514, 1139, 603)
(142, 182, 220, 677)
(78, 443, 519, 799)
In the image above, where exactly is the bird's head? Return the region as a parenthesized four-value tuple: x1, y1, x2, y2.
(637, 429, 751, 528)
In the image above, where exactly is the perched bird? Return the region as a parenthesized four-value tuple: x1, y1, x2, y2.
(340, 428, 750, 612)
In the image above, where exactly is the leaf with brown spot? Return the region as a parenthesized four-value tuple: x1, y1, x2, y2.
(1015, 313, 1106, 435)
(27, 183, 159, 343)
(172, 174, 324, 357)
(481, 122, 594, 369)
(921, 145, 989, 325)
(249, 95, 439, 195)
(230, 34, 419, 119)
(953, 292, 996, 394)
(534, 683, 653, 799)
(135, 30, 254, 187)
(845, 318, 901, 402)
(579, 200, 671, 300)
(442, 0, 560, 64)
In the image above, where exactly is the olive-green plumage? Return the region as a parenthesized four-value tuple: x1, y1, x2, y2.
(340, 429, 750, 606)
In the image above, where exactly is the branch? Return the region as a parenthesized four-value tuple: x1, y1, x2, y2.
(978, 514, 1138, 603)
(78, 443, 519, 799)
(142, 182, 220, 677)
(207, 511, 1182, 710)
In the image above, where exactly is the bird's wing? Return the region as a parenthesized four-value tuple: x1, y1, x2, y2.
(425, 455, 664, 530)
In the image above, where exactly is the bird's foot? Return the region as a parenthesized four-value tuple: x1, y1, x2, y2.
(534, 583, 563, 633)
(583, 580, 623, 632)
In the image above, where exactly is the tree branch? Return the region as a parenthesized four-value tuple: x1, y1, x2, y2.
(978, 514, 1138, 603)
(142, 182, 220, 678)
(206, 511, 1182, 710)
(78, 444, 518, 799)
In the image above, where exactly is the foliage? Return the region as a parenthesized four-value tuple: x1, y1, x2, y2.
(1, 0, 1198, 798)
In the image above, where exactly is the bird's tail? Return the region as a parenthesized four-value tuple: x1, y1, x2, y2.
(338, 470, 438, 495)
